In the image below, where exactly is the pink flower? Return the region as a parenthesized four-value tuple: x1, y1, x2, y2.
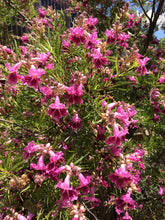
(4, 47, 12, 54)
(24, 141, 42, 159)
(6, 62, 22, 85)
(86, 16, 98, 30)
(108, 164, 132, 190)
(105, 29, 116, 44)
(136, 55, 150, 75)
(62, 39, 70, 53)
(76, 173, 90, 194)
(83, 186, 101, 207)
(127, 76, 137, 84)
(95, 125, 106, 141)
(47, 96, 68, 121)
(21, 35, 29, 43)
(69, 27, 86, 47)
(66, 84, 83, 106)
(16, 214, 27, 220)
(85, 32, 100, 50)
(90, 50, 107, 69)
(30, 154, 46, 170)
(35, 52, 50, 65)
(115, 191, 137, 215)
(48, 150, 64, 163)
(105, 122, 127, 146)
(157, 73, 165, 84)
(22, 65, 45, 90)
(56, 174, 78, 204)
(68, 114, 82, 130)
(118, 33, 130, 48)
(27, 212, 34, 220)
(127, 14, 135, 28)
(38, 8, 48, 18)
(111, 145, 122, 158)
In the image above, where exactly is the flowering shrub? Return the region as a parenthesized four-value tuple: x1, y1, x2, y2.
(0, 1, 165, 219)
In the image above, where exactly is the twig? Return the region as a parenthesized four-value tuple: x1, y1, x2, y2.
(151, 0, 156, 21)
(137, 0, 151, 21)
(82, 201, 99, 220)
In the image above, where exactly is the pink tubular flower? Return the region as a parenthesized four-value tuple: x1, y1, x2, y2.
(105, 122, 127, 146)
(159, 185, 165, 203)
(66, 84, 83, 106)
(85, 32, 100, 50)
(157, 73, 165, 84)
(95, 125, 106, 141)
(118, 32, 130, 48)
(22, 65, 45, 90)
(115, 191, 137, 216)
(21, 35, 29, 43)
(16, 214, 27, 220)
(6, 62, 22, 85)
(127, 76, 137, 85)
(68, 114, 82, 130)
(108, 164, 132, 190)
(56, 174, 78, 204)
(136, 55, 150, 75)
(83, 186, 101, 207)
(30, 154, 46, 171)
(90, 50, 107, 69)
(62, 39, 70, 53)
(24, 141, 43, 159)
(76, 173, 90, 194)
(86, 16, 98, 31)
(38, 8, 48, 18)
(127, 14, 135, 28)
(48, 150, 64, 163)
(47, 96, 68, 121)
(69, 27, 86, 47)
(105, 29, 116, 44)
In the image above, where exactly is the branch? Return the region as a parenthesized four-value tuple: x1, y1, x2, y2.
(143, 0, 165, 53)
(137, 0, 151, 21)
(82, 202, 99, 220)
(151, 0, 156, 21)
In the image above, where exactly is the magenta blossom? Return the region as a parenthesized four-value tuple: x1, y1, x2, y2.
(22, 65, 45, 90)
(115, 191, 137, 216)
(157, 73, 165, 84)
(38, 8, 48, 18)
(86, 16, 98, 31)
(136, 55, 150, 75)
(56, 174, 78, 205)
(76, 173, 91, 194)
(108, 164, 132, 190)
(24, 141, 43, 159)
(90, 50, 107, 69)
(95, 125, 106, 141)
(105, 29, 116, 44)
(85, 32, 100, 50)
(6, 62, 22, 85)
(68, 114, 82, 130)
(47, 96, 68, 121)
(118, 32, 130, 48)
(21, 35, 29, 43)
(66, 84, 83, 105)
(69, 27, 86, 47)
(30, 154, 46, 171)
(105, 122, 127, 146)
(83, 186, 101, 207)
(62, 39, 70, 53)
